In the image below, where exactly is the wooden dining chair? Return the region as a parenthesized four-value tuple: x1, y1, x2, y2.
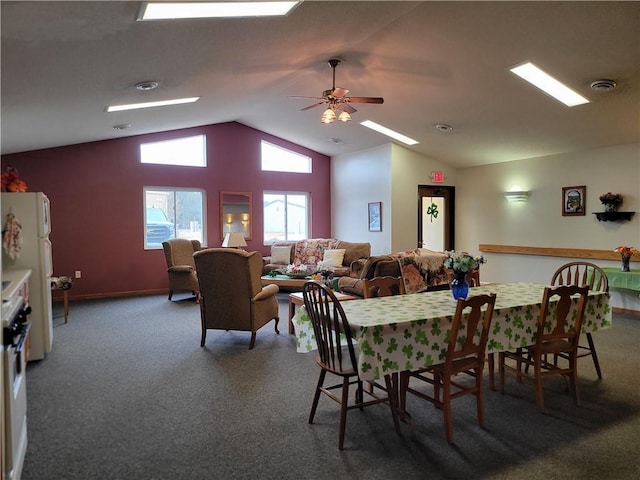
(362, 276, 406, 298)
(399, 293, 497, 444)
(302, 281, 400, 450)
(445, 267, 481, 288)
(550, 262, 608, 379)
(499, 285, 589, 412)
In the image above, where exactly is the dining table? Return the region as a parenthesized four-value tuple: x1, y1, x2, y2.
(292, 282, 612, 383)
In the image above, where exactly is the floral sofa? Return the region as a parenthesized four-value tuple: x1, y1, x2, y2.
(338, 248, 452, 296)
(262, 238, 371, 277)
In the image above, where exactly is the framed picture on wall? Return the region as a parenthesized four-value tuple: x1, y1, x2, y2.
(562, 185, 586, 216)
(368, 202, 382, 231)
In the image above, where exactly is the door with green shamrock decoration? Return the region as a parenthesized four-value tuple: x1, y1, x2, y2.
(418, 185, 455, 251)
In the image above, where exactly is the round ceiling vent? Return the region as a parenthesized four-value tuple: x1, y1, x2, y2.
(328, 137, 343, 145)
(135, 81, 159, 91)
(435, 124, 453, 133)
(590, 79, 616, 92)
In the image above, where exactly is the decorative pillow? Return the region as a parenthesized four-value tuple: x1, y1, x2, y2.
(271, 245, 292, 265)
(322, 249, 346, 268)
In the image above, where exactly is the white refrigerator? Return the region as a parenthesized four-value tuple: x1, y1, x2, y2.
(1, 192, 53, 361)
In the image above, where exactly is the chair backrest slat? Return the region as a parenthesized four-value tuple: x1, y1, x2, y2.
(537, 285, 589, 348)
(362, 276, 406, 298)
(551, 261, 609, 293)
(303, 281, 357, 373)
(446, 293, 496, 365)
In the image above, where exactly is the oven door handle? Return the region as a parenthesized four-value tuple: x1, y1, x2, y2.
(14, 323, 31, 374)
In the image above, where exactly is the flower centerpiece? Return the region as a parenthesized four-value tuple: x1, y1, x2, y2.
(614, 245, 638, 272)
(444, 252, 484, 300)
(1, 166, 27, 192)
(279, 263, 316, 278)
(599, 192, 623, 212)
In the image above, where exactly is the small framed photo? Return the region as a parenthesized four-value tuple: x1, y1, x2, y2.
(368, 202, 382, 232)
(562, 186, 586, 216)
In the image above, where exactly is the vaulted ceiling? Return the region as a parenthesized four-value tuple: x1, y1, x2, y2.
(2, 1, 638, 167)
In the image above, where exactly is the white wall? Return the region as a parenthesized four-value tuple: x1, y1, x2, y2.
(332, 142, 639, 311)
(332, 144, 393, 255)
(390, 144, 457, 252)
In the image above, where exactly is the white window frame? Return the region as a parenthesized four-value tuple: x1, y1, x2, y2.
(144, 187, 206, 249)
(261, 140, 311, 173)
(140, 134, 207, 167)
(263, 191, 309, 244)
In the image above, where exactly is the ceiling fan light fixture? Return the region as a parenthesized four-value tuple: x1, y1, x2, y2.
(337, 111, 351, 122)
(321, 108, 336, 124)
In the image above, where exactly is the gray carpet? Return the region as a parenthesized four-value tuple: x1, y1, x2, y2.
(22, 293, 640, 480)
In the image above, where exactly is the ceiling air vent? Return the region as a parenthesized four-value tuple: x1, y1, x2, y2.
(590, 79, 617, 92)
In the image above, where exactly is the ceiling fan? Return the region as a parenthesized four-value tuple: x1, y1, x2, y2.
(292, 58, 384, 123)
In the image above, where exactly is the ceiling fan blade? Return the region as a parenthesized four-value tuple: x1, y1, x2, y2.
(332, 87, 349, 99)
(341, 103, 357, 114)
(300, 101, 327, 111)
(289, 95, 324, 100)
(346, 97, 384, 104)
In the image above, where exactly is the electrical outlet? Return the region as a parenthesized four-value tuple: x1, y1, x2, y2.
(75, 270, 82, 279)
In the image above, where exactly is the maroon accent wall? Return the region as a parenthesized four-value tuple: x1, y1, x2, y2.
(1, 122, 331, 299)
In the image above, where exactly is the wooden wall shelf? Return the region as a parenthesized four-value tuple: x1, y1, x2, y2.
(593, 211, 635, 222)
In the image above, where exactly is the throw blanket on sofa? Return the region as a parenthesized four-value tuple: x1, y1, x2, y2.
(393, 248, 449, 294)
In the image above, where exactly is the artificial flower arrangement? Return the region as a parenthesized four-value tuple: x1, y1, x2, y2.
(599, 192, 623, 206)
(614, 245, 639, 258)
(444, 251, 485, 274)
(276, 263, 316, 277)
(1, 166, 27, 192)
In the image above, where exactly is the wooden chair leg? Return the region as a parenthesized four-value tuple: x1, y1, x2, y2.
(248, 332, 257, 350)
(498, 353, 506, 394)
(442, 375, 454, 444)
(200, 328, 206, 347)
(273, 316, 280, 334)
(168, 290, 173, 301)
(487, 353, 495, 390)
(534, 362, 545, 413)
(384, 373, 401, 434)
(309, 369, 326, 424)
(476, 368, 485, 428)
(339, 377, 350, 450)
(586, 332, 602, 379)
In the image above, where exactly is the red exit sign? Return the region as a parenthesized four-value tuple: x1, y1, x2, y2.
(431, 171, 445, 183)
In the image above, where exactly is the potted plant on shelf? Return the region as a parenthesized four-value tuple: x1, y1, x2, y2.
(599, 192, 623, 212)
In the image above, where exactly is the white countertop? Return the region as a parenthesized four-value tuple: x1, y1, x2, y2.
(2, 268, 32, 301)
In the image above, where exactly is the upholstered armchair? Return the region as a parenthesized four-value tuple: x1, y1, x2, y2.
(193, 248, 280, 350)
(162, 239, 201, 301)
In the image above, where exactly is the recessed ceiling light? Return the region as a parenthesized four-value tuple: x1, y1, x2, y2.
(106, 97, 199, 112)
(360, 120, 419, 146)
(135, 81, 159, 91)
(328, 138, 343, 145)
(510, 62, 589, 107)
(138, 2, 301, 20)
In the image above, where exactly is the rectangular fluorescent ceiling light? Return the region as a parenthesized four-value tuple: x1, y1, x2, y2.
(360, 120, 420, 146)
(138, 2, 301, 20)
(510, 62, 589, 107)
(106, 97, 199, 112)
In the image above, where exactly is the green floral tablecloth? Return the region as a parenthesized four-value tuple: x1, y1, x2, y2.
(292, 283, 612, 381)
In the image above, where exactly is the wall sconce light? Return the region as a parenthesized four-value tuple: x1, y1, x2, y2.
(504, 190, 530, 202)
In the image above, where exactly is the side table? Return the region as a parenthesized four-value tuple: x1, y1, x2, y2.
(51, 276, 73, 323)
(288, 291, 359, 334)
